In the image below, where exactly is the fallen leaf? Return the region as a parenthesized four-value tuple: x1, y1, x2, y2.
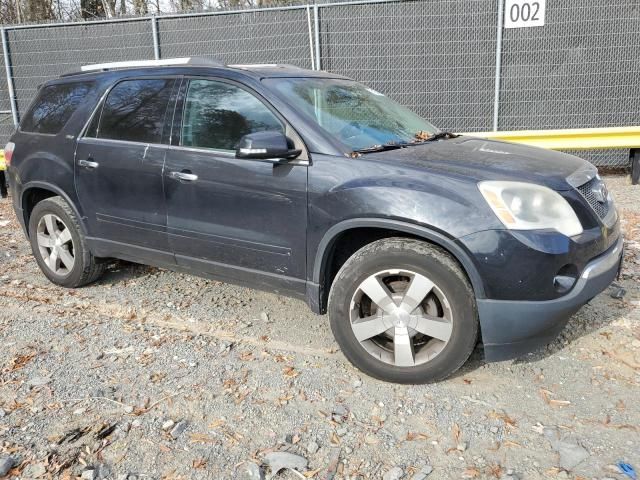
(406, 432, 429, 441)
(452, 423, 461, 443)
(283, 366, 299, 378)
(462, 466, 481, 478)
(486, 464, 503, 478)
(192, 458, 207, 469)
(189, 433, 217, 444)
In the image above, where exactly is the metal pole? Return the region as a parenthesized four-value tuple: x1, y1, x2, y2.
(492, 0, 504, 132)
(631, 149, 639, 185)
(1, 28, 19, 128)
(151, 16, 160, 60)
(313, 5, 321, 71)
(306, 5, 316, 70)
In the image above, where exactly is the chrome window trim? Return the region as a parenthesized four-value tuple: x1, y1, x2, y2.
(77, 133, 310, 166)
(77, 74, 310, 167)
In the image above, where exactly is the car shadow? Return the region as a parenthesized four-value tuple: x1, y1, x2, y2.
(95, 260, 160, 284)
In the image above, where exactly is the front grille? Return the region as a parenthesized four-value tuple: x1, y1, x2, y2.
(576, 177, 610, 219)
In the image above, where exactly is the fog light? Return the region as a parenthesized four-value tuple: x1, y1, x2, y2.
(553, 264, 578, 294)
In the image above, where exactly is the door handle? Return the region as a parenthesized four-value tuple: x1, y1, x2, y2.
(170, 171, 198, 182)
(78, 159, 99, 169)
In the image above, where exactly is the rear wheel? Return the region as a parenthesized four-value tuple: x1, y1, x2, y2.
(328, 238, 478, 384)
(29, 196, 105, 287)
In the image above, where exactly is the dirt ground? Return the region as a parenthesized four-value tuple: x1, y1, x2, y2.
(0, 175, 638, 480)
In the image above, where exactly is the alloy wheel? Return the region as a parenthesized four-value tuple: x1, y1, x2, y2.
(36, 214, 76, 276)
(349, 269, 453, 367)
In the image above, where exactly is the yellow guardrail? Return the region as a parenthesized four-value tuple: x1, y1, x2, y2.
(461, 126, 640, 151)
(0, 150, 5, 171)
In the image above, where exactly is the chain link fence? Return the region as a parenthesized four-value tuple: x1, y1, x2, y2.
(0, 0, 638, 167)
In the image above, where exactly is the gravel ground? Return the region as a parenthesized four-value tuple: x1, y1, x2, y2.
(0, 175, 639, 480)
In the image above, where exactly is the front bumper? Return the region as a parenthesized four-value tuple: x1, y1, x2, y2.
(478, 235, 623, 361)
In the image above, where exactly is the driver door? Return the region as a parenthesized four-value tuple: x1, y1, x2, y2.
(164, 78, 308, 294)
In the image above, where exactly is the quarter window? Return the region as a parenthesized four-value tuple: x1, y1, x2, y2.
(21, 81, 94, 135)
(181, 79, 283, 151)
(96, 79, 175, 144)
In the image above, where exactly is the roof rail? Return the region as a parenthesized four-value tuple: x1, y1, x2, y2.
(228, 63, 303, 70)
(80, 57, 224, 72)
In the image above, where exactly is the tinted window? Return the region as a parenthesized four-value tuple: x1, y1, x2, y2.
(181, 79, 283, 151)
(97, 79, 175, 143)
(21, 81, 93, 134)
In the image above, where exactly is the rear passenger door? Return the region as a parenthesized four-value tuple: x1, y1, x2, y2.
(75, 77, 177, 259)
(164, 78, 308, 293)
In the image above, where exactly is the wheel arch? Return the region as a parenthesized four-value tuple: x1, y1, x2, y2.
(21, 182, 87, 237)
(311, 219, 486, 313)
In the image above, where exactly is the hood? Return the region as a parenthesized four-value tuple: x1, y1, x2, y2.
(364, 136, 594, 191)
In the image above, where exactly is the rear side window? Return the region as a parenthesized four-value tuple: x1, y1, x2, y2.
(94, 78, 175, 144)
(20, 81, 93, 134)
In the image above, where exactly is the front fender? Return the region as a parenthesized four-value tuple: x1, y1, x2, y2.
(311, 217, 487, 300)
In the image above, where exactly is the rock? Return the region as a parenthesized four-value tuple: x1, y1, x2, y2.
(123, 405, 134, 414)
(456, 442, 468, 452)
(544, 427, 589, 470)
(95, 464, 111, 479)
(321, 448, 341, 480)
(24, 463, 47, 478)
(263, 451, 308, 475)
(411, 465, 433, 479)
(383, 466, 404, 480)
(332, 405, 349, 423)
(609, 284, 626, 299)
(237, 462, 264, 480)
(162, 420, 175, 431)
(353, 378, 362, 388)
(170, 420, 188, 439)
(81, 469, 97, 480)
(557, 442, 589, 470)
(490, 426, 499, 434)
(0, 457, 15, 477)
(0, 408, 5, 418)
(131, 419, 142, 428)
(260, 312, 269, 322)
(336, 427, 348, 437)
(306, 440, 319, 454)
(28, 376, 52, 387)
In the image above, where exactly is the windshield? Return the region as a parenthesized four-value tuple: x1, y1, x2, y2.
(264, 77, 438, 151)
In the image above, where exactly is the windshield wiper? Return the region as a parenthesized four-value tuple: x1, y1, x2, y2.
(353, 141, 410, 154)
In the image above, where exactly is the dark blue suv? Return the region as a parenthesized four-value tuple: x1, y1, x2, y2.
(5, 58, 623, 383)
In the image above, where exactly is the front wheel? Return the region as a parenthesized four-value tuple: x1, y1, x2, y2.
(328, 238, 478, 384)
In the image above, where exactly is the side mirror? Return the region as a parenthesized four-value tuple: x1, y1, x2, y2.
(236, 131, 301, 162)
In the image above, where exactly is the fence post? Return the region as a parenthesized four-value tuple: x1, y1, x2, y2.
(151, 16, 160, 60)
(492, 0, 505, 132)
(1, 28, 19, 128)
(631, 149, 639, 185)
(306, 5, 316, 70)
(313, 5, 321, 71)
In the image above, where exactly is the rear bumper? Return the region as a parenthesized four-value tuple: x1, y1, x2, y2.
(478, 235, 623, 361)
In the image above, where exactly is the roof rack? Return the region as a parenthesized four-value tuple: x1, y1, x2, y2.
(228, 63, 303, 70)
(80, 57, 224, 72)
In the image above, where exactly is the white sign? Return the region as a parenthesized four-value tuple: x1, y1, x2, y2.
(504, 0, 546, 28)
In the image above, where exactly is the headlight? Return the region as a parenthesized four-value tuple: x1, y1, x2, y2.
(478, 181, 583, 237)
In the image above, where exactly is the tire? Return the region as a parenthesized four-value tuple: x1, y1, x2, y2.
(328, 237, 478, 384)
(28, 196, 105, 288)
